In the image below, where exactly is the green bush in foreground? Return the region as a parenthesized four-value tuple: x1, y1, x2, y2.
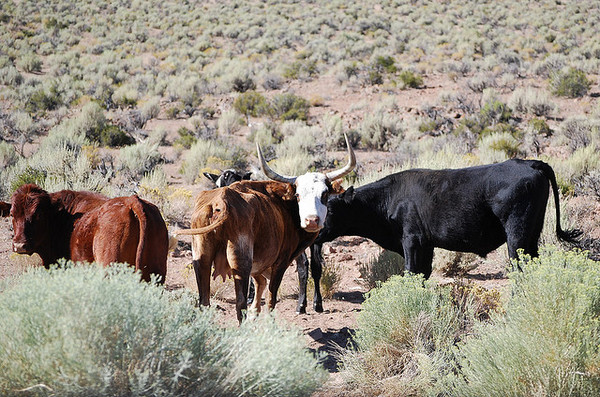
(0, 263, 326, 396)
(341, 274, 467, 396)
(453, 247, 600, 396)
(339, 247, 600, 396)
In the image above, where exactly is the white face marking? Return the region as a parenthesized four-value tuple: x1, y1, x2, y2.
(294, 172, 329, 232)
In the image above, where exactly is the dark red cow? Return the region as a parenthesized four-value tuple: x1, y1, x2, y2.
(1, 184, 168, 283)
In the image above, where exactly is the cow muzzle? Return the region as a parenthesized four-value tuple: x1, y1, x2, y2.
(12, 241, 30, 254)
(303, 215, 321, 233)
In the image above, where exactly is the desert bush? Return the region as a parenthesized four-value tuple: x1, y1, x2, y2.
(180, 139, 239, 183)
(359, 109, 404, 150)
(397, 70, 423, 89)
(550, 67, 591, 98)
(0, 141, 18, 169)
(434, 249, 479, 277)
(478, 132, 523, 164)
(341, 273, 468, 396)
(453, 248, 600, 396)
(16, 53, 42, 73)
(359, 249, 404, 290)
(0, 64, 23, 86)
(173, 127, 196, 149)
(321, 113, 345, 150)
(118, 141, 163, 180)
(268, 93, 310, 122)
(217, 109, 244, 134)
(111, 84, 139, 108)
(233, 91, 268, 122)
(557, 116, 598, 152)
(320, 262, 342, 299)
(0, 263, 326, 396)
(508, 87, 556, 117)
(139, 96, 161, 125)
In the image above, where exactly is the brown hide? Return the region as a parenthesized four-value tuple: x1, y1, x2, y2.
(188, 180, 317, 323)
(8, 184, 168, 283)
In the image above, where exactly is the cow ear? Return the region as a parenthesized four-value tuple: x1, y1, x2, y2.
(242, 172, 253, 180)
(330, 179, 346, 194)
(0, 202, 10, 217)
(203, 172, 219, 183)
(341, 186, 354, 203)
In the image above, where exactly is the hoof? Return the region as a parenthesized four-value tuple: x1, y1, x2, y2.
(296, 306, 307, 314)
(314, 303, 323, 313)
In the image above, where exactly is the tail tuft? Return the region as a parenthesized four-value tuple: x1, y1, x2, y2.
(557, 228, 583, 243)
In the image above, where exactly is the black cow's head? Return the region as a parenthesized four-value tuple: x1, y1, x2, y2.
(203, 169, 253, 188)
(315, 186, 355, 243)
(9, 184, 53, 255)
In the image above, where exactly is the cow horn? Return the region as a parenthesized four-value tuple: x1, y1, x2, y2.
(256, 142, 297, 185)
(325, 133, 356, 181)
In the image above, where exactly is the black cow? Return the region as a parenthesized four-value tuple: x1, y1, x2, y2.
(204, 169, 321, 314)
(203, 169, 253, 188)
(308, 159, 581, 310)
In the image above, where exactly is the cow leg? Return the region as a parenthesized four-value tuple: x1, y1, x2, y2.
(268, 262, 290, 311)
(296, 251, 309, 314)
(227, 239, 253, 324)
(402, 239, 434, 279)
(250, 274, 267, 315)
(191, 236, 213, 307)
(310, 244, 324, 312)
(192, 258, 212, 307)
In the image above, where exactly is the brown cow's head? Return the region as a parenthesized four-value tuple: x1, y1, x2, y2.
(257, 134, 355, 233)
(10, 184, 53, 255)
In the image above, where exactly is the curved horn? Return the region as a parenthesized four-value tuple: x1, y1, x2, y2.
(256, 142, 297, 184)
(326, 133, 356, 181)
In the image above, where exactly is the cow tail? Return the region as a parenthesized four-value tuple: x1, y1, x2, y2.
(173, 206, 227, 236)
(130, 197, 148, 271)
(534, 161, 582, 243)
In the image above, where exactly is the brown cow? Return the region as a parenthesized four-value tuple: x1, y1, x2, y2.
(176, 135, 355, 322)
(1, 184, 168, 283)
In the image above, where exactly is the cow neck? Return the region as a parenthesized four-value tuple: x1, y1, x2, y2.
(350, 190, 401, 251)
(41, 193, 81, 266)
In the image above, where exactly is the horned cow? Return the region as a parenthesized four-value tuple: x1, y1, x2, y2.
(177, 136, 355, 322)
(307, 159, 582, 311)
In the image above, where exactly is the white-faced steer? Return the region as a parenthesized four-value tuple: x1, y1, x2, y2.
(176, 136, 355, 323)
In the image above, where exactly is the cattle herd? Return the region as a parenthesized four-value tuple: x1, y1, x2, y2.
(0, 136, 582, 323)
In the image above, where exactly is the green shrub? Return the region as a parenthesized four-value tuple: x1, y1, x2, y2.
(529, 117, 552, 136)
(173, 126, 197, 149)
(269, 93, 310, 121)
(359, 250, 404, 289)
(373, 55, 397, 74)
(550, 67, 591, 98)
(341, 274, 468, 396)
(0, 141, 18, 169)
(10, 166, 47, 192)
(0, 263, 326, 396)
(453, 248, 600, 396)
(233, 91, 268, 122)
(26, 83, 62, 113)
(398, 70, 423, 89)
(282, 59, 317, 80)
